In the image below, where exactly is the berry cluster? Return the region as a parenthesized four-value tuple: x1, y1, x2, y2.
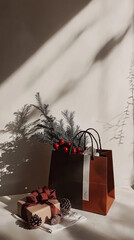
(53, 139, 83, 154)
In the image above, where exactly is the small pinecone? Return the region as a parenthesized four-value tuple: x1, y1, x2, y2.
(45, 216, 51, 225)
(50, 214, 61, 225)
(29, 214, 42, 229)
(60, 198, 71, 216)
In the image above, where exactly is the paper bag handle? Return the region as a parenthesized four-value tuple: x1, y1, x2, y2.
(78, 131, 99, 150)
(69, 130, 94, 160)
(86, 128, 102, 150)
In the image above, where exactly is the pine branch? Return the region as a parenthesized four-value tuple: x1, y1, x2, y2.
(33, 93, 85, 147)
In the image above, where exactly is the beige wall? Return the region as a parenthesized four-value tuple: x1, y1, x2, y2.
(0, 0, 134, 195)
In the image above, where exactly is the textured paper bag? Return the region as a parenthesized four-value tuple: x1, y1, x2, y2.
(49, 129, 115, 215)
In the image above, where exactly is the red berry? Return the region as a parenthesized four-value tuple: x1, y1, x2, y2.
(64, 147, 69, 153)
(67, 142, 71, 147)
(78, 152, 83, 155)
(59, 139, 65, 144)
(53, 143, 59, 150)
(71, 148, 76, 154)
(76, 147, 82, 152)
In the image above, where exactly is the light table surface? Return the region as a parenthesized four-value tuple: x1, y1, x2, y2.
(0, 187, 134, 240)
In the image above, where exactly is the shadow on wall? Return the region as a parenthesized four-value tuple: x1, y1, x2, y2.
(93, 25, 131, 62)
(51, 25, 131, 106)
(0, 104, 53, 196)
(0, 137, 52, 196)
(0, 0, 90, 84)
(0, 233, 12, 240)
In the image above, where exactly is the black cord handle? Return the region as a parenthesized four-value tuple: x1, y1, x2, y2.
(78, 131, 99, 150)
(69, 130, 94, 160)
(86, 128, 102, 150)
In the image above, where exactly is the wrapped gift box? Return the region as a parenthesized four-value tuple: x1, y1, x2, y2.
(17, 186, 60, 226)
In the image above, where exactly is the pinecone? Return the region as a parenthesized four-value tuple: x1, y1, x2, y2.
(45, 214, 61, 225)
(29, 214, 42, 229)
(45, 216, 50, 224)
(60, 198, 71, 216)
(50, 214, 61, 225)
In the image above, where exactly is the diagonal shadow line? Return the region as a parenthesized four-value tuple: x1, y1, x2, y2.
(96, 24, 132, 119)
(26, 28, 87, 88)
(50, 25, 131, 105)
(65, 220, 117, 240)
(26, 1, 103, 88)
(0, 0, 91, 85)
(93, 25, 131, 63)
(26, 14, 132, 90)
(29, 23, 131, 120)
(65, 201, 134, 240)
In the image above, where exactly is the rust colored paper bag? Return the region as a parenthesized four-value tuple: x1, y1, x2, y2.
(82, 128, 115, 215)
(83, 149, 115, 215)
(49, 129, 115, 215)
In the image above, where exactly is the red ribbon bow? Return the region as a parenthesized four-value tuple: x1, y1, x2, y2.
(21, 186, 59, 222)
(26, 186, 56, 203)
